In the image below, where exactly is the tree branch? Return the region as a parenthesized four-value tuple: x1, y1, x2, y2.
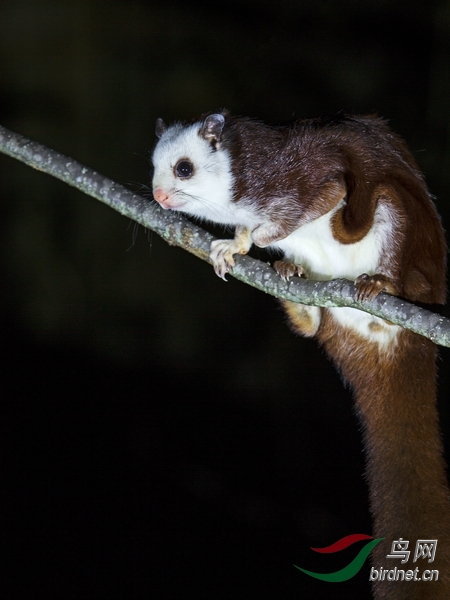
(1, 124, 449, 347)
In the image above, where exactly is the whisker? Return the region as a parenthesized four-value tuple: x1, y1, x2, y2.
(177, 190, 237, 222)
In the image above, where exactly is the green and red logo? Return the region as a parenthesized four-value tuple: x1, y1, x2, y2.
(294, 534, 384, 582)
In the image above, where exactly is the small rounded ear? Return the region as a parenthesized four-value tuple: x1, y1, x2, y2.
(155, 118, 167, 138)
(200, 114, 225, 145)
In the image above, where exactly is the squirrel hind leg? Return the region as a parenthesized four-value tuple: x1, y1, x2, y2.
(281, 300, 322, 338)
(273, 260, 305, 281)
(275, 260, 319, 337)
(354, 273, 399, 302)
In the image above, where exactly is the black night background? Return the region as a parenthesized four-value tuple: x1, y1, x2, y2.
(1, 1, 450, 598)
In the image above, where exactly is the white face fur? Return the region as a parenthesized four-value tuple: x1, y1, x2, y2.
(152, 121, 239, 226)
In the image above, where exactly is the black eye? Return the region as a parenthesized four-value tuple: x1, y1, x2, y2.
(176, 160, 194, 178)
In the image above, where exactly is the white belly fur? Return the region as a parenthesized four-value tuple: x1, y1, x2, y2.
(272, 201, 400, 346)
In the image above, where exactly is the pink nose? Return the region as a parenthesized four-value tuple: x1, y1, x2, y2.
(153, 188, 169, 204)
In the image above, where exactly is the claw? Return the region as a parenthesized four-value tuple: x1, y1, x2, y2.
(214, 263, 229, 281)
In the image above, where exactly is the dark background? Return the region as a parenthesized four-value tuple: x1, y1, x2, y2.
(1, 1, 450, 598)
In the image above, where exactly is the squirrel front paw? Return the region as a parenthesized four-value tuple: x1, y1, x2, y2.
(209, 226, 252, 281)
(210, 239, 237, 280)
